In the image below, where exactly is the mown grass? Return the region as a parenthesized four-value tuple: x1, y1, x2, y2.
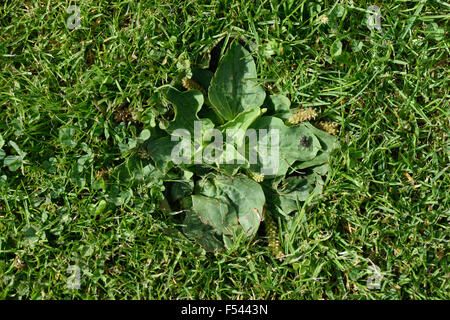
(0, 0, 448, 299)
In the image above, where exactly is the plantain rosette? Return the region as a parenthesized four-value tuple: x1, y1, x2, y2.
(142, 41, 339, 251)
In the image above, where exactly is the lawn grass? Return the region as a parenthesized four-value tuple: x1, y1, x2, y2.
(0, 0, 448, 299)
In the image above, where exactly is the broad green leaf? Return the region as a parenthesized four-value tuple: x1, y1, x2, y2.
(196, 175, 217, 197)
(293, 151, 331, 170)
(183, 210, 224, 251)
(303, 122, 339, 153)
(192, 69, 221, 123)
(249, 117, 321, 177)
(208, 42, 266, 121)
(184, 174, 265, 250)
(262, 94, 292, 120)
(291, 123, 338, 171)
(192, 195, 239, 235)
(161, 86, 215, 166)
(312, 163, 330, 176)
(162, 86, 213, 136)
(216, 143, 250, 176)
(191, 68, 214, 91)
(267, 173, 324, 214)
(219, 107, 264, 158)
(146, 136, 178, 173)
(170, 180, 194, 202)
(214, 175, 264, 237)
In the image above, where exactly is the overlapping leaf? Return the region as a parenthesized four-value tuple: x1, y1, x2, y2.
(183, 174, 265, 249)
(248, 117, 321, 178)
(208, 42, 266, 121)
